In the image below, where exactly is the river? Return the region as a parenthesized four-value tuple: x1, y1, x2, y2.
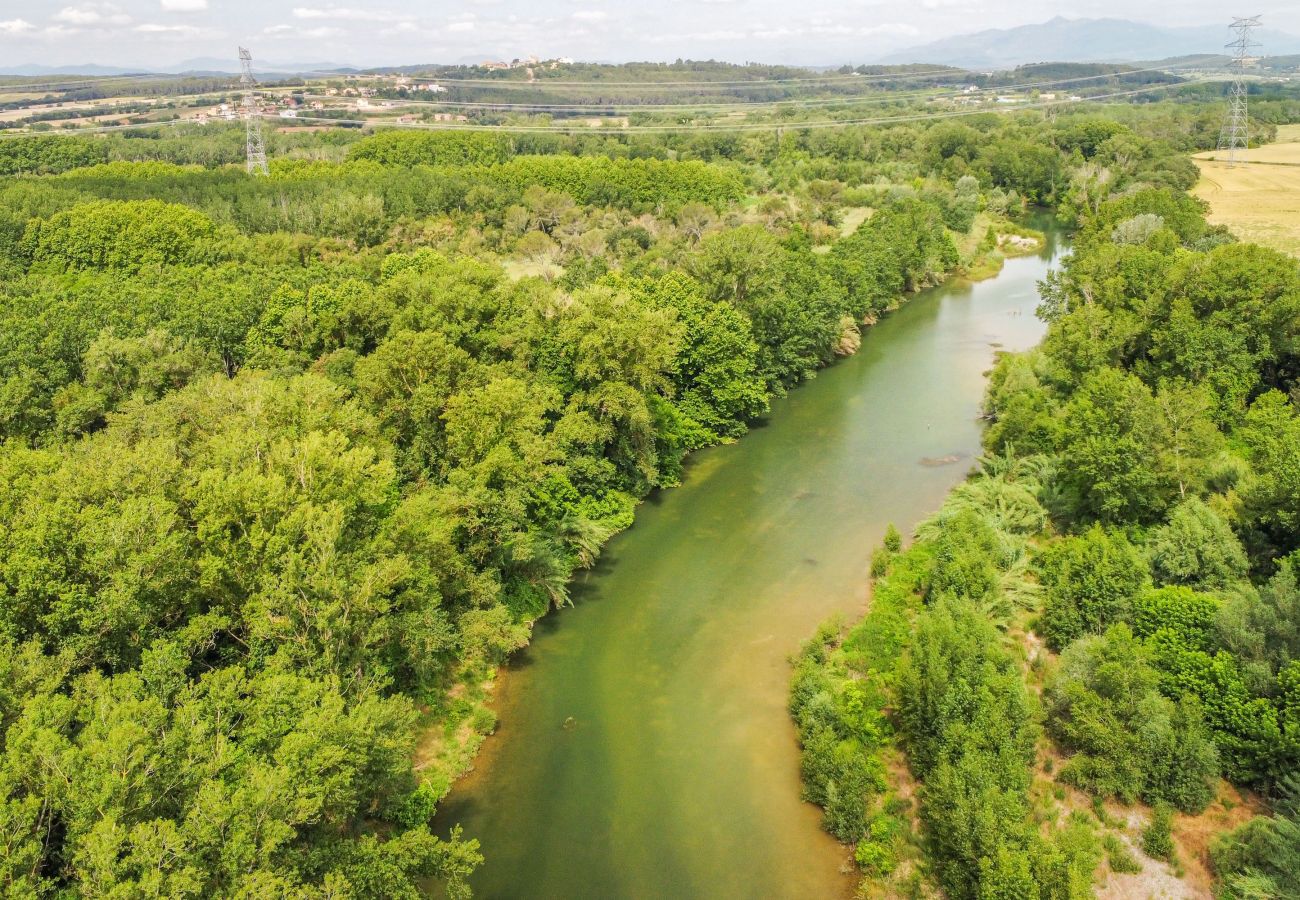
(436, 226, 1066, 899)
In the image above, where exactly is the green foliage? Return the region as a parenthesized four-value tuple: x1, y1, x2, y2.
(1239, 391, 1300, 553)
(1148, 498, 1249, 591)
(983, 350, 1062, 456)
(635, 271, 768, 448)
(489, 155, 747, 209)
(0, 647, 483, 898)
(884, 523, 903, 553)
(1133, 586, 1220, 651)
(985, 143, 1300, 800)
(1044, 625, 1219, 812)
(897, 600, 1045, 899)
(0, 134, 109, 175)
(1103, 833, 1143, 874)
(348, 130, 514, 166)
(791, 543, 933, 864)
(1211, 773, 1300, 900)
(21, 199, 220, 273)
(1141, 802, 1176, 861)
(829, 198, 958, 318)
(1217, 558, 1300, 683)
(1058, 369, 1177, 523)
(2, 98, 1251, 896)
(1038, 526, 1148, 651)
(927, 509, 1005, 608)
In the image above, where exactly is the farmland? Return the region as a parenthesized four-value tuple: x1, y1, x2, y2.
(1194, 123, 1300, 255)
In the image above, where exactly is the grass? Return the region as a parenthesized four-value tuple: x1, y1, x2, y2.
(1193, 124, 1300, 257)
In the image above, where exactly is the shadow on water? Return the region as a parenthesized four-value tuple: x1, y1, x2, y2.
(436, 225, 1069, 900)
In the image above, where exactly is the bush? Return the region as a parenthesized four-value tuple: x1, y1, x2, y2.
(884, 523, 903, 553)
(855, 840, 897, 876)
(1148, 498, 1248, 591)
(348, 130, 513, 166)
(927, 509, 1004, 606)
(1141, 803, 1175, 861)
(1103, 833, 1143, 874)
(1045, 625, 1219, 812)
(1210, 773, 1300, 898)
(1038, 526, 1147, 651)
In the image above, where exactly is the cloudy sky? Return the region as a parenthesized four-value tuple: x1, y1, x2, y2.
(2, 0, 1298, 69)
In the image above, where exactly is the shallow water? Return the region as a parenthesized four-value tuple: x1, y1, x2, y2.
(437, 230, 1065, 899)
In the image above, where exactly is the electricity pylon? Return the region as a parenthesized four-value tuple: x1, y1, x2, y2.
(239, 47, 268, 175)
(1217, 16, 1262, 168)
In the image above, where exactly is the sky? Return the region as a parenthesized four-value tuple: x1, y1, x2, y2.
(1, 0, 1299, 69)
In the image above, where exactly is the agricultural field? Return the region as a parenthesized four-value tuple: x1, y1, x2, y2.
(1194, 123, 1300, 255)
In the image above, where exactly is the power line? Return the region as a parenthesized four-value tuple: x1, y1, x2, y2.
(0, 74, 1208, 143)
(1217, 16, 1262, 168)
(383, 67, 966, 88)
(281, 80, 1208, 136)
(306, 58, 1214, 116)
(1, 56, 1215, 137)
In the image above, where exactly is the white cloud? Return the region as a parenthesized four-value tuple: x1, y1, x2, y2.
(54, 3, 131, 26)
(447, 20, 476, 32)
(263, 23, 294, 34)
(572, 9, 607, 21)
(292, 6, 409, 22)
(134, 22, 204, 36)
(160, 0, 208, 10)
(0, 18, 35, 34)
(301, 25, 344, 37)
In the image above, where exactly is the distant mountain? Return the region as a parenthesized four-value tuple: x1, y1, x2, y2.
(876, 17, 1300, 70)
(169, 57, 356, 75)
(0, 64, 155, 77)
(0, 59, 354, 78)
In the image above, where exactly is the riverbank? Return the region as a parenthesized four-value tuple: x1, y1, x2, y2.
(432, 223, 1062, 898)
(796, 176, 1300, 898)
(415, 209, 1047, 811)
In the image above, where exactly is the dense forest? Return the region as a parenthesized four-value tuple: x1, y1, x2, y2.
(0, 100, 1145, 895)
(792, 103, 1300, 895)
(1, 77, 1294, 894)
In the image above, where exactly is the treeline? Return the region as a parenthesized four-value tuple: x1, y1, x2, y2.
(0, 91, 1243, 198)
(979, 184, 1300, 791)
(792, 116, 1300, 896)
(0, 122, 968, 895)
(1, 100, 1275, 895)
(980, 183, 1300, 893)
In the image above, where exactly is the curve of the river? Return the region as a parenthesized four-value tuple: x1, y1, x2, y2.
(437, 227, 1066, 899)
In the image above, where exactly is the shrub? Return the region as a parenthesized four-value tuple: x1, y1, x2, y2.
(1045, 625, 1219, 812)
(1103, 833, 1143, 874)
(1141, 803, 1175, 861)
(1038, 526, 1147, 651)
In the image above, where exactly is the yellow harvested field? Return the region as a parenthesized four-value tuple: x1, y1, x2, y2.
(1193, 124, 1300, 256)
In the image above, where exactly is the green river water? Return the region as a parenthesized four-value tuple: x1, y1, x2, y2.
(436, 228, 1065, 899)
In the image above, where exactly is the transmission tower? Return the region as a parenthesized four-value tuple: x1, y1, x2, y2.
(1217, 16, 1262, 168)
(238, 47, 268, 175)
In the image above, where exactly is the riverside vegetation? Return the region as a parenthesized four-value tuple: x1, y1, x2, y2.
(0, 97, 1149, 896)
(792, 105, 1300, 895)
(0, 76, 1290, 896)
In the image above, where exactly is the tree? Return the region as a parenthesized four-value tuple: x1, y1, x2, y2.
(21, 200, 219, 273)
(1239, 392, 1300, 553)
(1038, 526, 1148, 651)
(1148, 499, 1249, 591)
(635, 272, 767, 448)
(1059, 368, 1176, 524)
(1211, 774, 1300, 899)
(1045, 624, 1219, 812)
